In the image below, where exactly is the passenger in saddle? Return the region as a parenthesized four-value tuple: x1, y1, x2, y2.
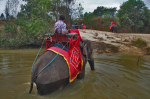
(54, 15, 69, 35)
(68, 22, 83, 42)
(81, 22, 86, 29)
(109, 21, 116, 29)
(68, 22, 90, 61)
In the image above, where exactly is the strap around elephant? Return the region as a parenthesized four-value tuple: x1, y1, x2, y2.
(36, 46, 65, 77)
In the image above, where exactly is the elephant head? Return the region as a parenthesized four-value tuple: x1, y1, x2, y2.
(29, 40, 94, 95)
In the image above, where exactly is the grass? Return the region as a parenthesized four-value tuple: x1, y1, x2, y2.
(146, 47, 150, 53)
(131, 38, 147, 48)
(91, 41, 119, 53)
(110, 45, 119, 53)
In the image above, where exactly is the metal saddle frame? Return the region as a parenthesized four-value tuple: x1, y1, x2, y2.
(45, 31, 78, 50)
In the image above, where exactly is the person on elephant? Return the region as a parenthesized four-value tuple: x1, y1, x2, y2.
(82, 22, 86, 29)
(68, 22, 83, 42)
(110, 21, 116, 29)
(54, 16, 89, 60)
(54, 15, 69, 35)
(68, 22, 90, 60)
(113, 21, 116, 25)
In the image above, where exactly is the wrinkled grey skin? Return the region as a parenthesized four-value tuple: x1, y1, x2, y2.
(110, 25, 118, 33)
(29, 40, 94, 95)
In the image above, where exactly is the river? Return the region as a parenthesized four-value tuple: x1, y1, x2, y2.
(0, 48, 150, 99)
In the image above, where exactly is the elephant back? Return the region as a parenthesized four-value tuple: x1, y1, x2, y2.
(35, 51, 69, 84)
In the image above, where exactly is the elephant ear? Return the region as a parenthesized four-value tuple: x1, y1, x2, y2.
(87, 42, 93, 60)
(84, 40, 93, 60)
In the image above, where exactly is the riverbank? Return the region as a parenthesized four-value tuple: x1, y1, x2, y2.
(79, 29, 150, 56)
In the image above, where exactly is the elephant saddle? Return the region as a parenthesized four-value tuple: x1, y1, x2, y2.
(47, 35, 83, 82)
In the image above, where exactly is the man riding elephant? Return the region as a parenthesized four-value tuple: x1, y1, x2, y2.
(54, 15, 69, 35)
(54, 15, 89, 60)
(109, 21, 117, 33)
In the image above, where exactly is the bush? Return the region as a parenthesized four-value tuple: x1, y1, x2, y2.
(4, 22, 18, 37)
(110, 45, 119, 53)
(146, 47, 150, 53)
(131, 38, 147, 48)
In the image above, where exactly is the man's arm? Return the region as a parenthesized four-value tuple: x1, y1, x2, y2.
(62, 30, 68, 35)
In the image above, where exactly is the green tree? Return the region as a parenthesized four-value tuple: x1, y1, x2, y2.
(83, 12, 95, 27)
(117, 0, 150, 32)
(0, 13, 5, 19)
(50, 0, 83, 25)
(93, 6, 117, 17)
(16, 0, 53, 45)
(16, 0, 84, 35)
(108, 7, 117, 17)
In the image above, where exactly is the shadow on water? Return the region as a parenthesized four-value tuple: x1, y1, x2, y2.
(0, 49, 150, 99)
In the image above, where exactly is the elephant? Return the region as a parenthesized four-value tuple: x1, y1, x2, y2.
(29, 40, 95, 95)
(110, 25, 118, 33)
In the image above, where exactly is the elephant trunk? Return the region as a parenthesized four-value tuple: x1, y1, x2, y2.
(88, 58, 94, 70)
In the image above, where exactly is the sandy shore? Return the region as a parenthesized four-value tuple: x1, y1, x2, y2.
(79, 29, 150, 55)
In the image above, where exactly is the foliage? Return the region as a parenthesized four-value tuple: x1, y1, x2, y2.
(92, 41, 119, 53)
(4, 22, 18, 37)
(146, 47, 150, 53)
(0, 32, 30, 48)
(2, 0, 150, 48)
(16, 0, 84, 37)
(93, 6, 117, 17)
(0, 13, 5, 19)
(117, 0, 150, 32)
(110, 45, 119, 53)
(49, 0, 84, 27)
(77, 16, 119, 31)
(1, 0, 84, 48)
(83, 12, 95, 27)
(131, 38, 147, 48)
(16, 0, 52, 45)
(39, 0, 84, 22)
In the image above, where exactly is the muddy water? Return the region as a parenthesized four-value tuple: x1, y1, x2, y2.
(0, 49, 150, 99)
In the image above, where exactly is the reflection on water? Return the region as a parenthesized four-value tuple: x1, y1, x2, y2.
(0, 49, 150, 99)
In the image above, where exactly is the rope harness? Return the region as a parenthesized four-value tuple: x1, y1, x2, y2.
(31, 39, 45, 71)
(36, 46, 65, 77)
(32, 37, 88, 77)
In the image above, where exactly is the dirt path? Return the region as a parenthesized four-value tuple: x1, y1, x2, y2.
(79, 29, 150, 55)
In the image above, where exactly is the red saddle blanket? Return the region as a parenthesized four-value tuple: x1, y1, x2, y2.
(47, 36, 83, 82)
